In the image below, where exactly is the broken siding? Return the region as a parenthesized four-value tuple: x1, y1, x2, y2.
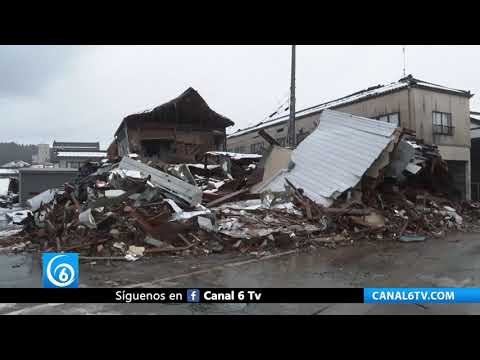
(125, 117, 224, 161)
(254, 110, 399, 207)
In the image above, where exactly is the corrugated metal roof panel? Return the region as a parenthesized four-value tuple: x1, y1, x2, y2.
(255, 110, 398, 207)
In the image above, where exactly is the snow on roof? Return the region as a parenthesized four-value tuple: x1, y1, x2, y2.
(57, 151, 106, 158)
(413, 79, 470, 95)
(228, 75, 472, 139)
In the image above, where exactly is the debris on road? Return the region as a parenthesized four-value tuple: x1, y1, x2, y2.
(2, 109, 480, 261)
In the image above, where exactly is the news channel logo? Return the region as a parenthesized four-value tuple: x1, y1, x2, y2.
(187, 289, 200, 302)
(42, 253, 79, 288)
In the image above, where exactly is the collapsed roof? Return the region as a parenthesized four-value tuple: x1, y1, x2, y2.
(115, 87, 234, 138)
(253, 110, 401, 207)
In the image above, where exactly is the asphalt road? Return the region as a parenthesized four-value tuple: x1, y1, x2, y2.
(1, 231, 480, 314)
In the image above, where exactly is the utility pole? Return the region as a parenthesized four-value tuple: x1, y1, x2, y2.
(287, 45, 296, 148)
(402, 45, 406, 77)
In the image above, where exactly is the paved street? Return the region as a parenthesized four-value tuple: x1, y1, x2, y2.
(1, 231, 480, 314)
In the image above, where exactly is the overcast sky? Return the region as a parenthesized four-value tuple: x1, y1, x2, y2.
(1, 45, 479, 148)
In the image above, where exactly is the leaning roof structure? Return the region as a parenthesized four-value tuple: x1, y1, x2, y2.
(254, 110, 400, 207)
(228, 75, 472, 139)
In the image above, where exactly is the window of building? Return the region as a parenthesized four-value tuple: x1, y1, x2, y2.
(433, 111, 454, 135)
(376, 112, 400, 126)
(66, 161, 81, 169)
(277, 128, 284, 133)
(251, 142, 265, 154)
(234, 146, 246, 153)
(141, 139, 174, 157)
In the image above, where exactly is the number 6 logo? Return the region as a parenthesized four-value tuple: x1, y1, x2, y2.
(43, 253, 78, 288)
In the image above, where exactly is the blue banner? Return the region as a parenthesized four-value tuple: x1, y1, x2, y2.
(364, 288, 480, 304)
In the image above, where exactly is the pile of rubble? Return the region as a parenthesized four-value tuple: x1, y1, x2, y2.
(1, 152, 314, 260)
(2, 110, 480, 260)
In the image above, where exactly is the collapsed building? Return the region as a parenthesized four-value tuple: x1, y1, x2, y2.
(111, 88, 234, 163)
(3, 108, 478, 260)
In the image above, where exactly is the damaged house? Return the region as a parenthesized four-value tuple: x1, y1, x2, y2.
(112, 88, 234, 163)
(253, 109, 452, 209)
(228, 75, 473, 200)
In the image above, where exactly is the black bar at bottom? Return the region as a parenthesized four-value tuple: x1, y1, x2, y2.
(0, 288, 364, 303)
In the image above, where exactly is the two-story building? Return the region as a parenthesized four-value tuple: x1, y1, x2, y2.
(112, 87, 234, 163)
(227, 75, 473, 200)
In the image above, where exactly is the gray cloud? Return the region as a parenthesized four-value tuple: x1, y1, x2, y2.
(0, 45, 85, 97)
(1, 45, 480, 148)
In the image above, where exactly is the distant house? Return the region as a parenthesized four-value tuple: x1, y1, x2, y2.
(32, 144, 51, 164)
(51, 141, 106, 169)
(113, 87, 234, 163)
(51, 141, 100, 154)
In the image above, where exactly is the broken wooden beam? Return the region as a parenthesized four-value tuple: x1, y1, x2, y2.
(177, 233, 192, 247)
(205, 188, 250, 208)
(322, 208, 372, 216)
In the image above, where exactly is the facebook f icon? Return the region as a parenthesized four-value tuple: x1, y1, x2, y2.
(187, 289, 200, 303)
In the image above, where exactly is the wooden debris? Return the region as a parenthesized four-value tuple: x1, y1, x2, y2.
(206, 188, 250, 208)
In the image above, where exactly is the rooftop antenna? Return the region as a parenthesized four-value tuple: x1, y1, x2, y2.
(402, 45, 406, 77)
(287, 44, 296, 148)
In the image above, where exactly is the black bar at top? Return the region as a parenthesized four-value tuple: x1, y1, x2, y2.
(0, 288, 364, 303)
